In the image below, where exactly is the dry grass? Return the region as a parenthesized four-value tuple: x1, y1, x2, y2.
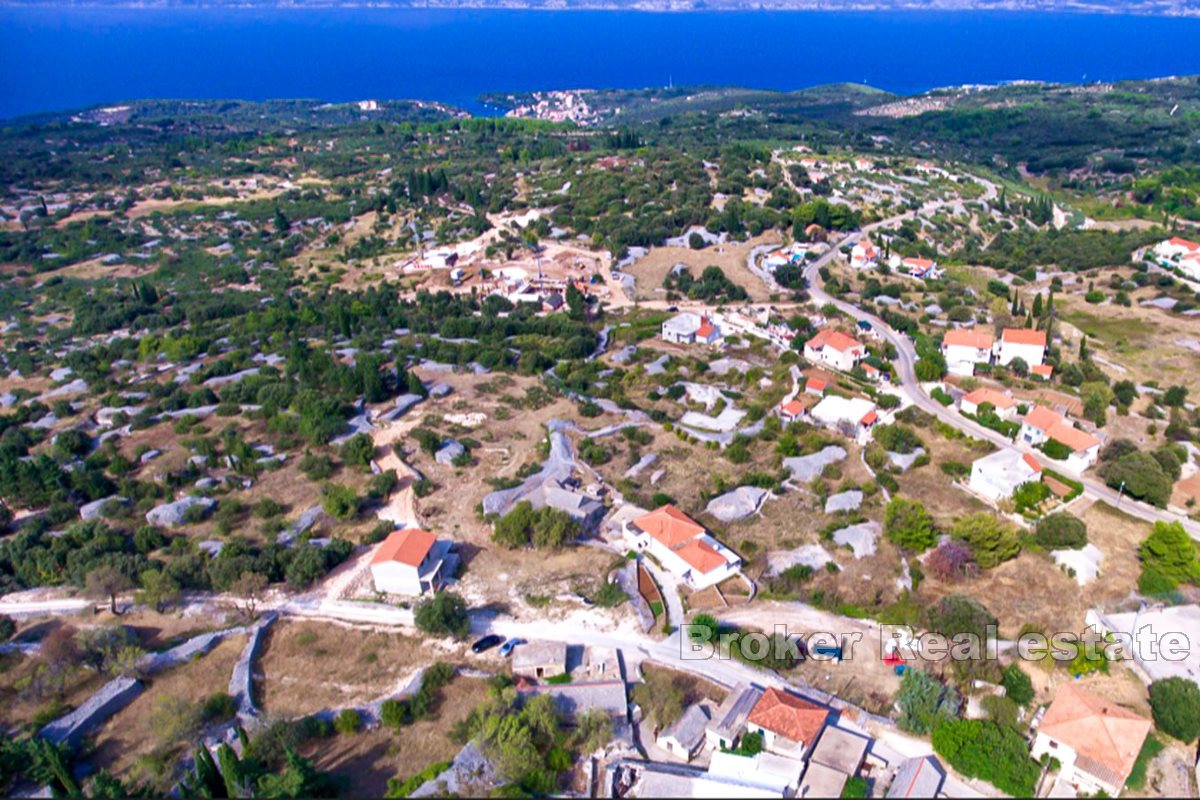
(622, 233, 781, 302)
(640, 662, 727, 706)
(256, 621, 432, 717)
(90, 634, 247, 779)
(1058, 288, 1200, 395)
(894, 431, 992, 526)
(302, 676, 490, 798)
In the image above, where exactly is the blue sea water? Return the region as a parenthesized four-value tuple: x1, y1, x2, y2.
(1, 7, 1199, 120)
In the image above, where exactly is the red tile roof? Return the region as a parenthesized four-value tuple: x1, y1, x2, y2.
(860, 410, 878, 426)
(962, 387, 1015, 410)
(748, 688, 829, 746)
(674, 538, 729, 574)
(371, 528, 435, 568)
(942, 328, 994, 350)
(1047, 421, 1101, 454)
(631, 505, 706, 549)
(806, 329, 864, 354)
(780, 400, 806, 417)
(696, 317, 716, 339)
(1001, 328, 1047, 347)
(1039, 684, 1151, 786)
(1031, 364, 1054, 378)
(1022, 453, 1043, 473)
(1167, 237, 1200, 252)
(1023, 405, 1064, 433)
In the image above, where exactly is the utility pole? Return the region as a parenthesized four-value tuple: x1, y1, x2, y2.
(1115, 480, 1126, 509)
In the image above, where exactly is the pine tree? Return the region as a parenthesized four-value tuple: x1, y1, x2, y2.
(1032, 293, 1043, 319)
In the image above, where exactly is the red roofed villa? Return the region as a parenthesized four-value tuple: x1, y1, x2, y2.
(804, 328, 867, 372)
(624, 505, 741, 589)
(1031, 684, 1151, 797)
(997, 327, 1048, 368)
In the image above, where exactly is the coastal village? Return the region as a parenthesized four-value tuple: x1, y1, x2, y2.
(1, 89, 1199, 798)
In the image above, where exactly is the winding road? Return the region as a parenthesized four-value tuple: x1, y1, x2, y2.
(796, 189, 1200, 539)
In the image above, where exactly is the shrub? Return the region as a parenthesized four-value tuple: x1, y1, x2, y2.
(201, 692, 237, 723)
(386, 761, 451, 798)
(1148, 678, 1200, 742)
(320, 482, 359, 520)
(0, 615, 15, 642)
(952, 513, 1020, 568)
(1000, 663, 1035, 706)
(925, 594, 997, 646)
(896, 669, 960, 735)
(1138, 521, 1200, 589)
(1034, 513, 1088, 550)
(925, 540, 978, 582)
(334, 709, 363, 735)
(1040, 439, 1071, 460)
(931, 719, 1040, 796)
(414, 592, 470, 639)
(884, 498, 935, 552)
(1100, 451, 1173, 508)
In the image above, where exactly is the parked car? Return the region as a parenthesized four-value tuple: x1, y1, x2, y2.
(471, 634, 503, 654)
(498, 638, 526, 657)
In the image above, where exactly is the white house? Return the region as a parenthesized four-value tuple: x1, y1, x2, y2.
(900, 257, 940, 279)
(1153, 236, 1200, 264)
(959, 387, 1017, 420)
(624, 505, 740, 590)
(996, 328, 1047, 368)
(370, 528, 451, 596)
(1020, 406, 1101, 472)
(656, 704, 710, 762)
(810, 395, 878, 441)
(849, 241, 879, 270)
(705, 683, 762, 751)
(662, 313, 721, 346)
(941, 328, 994, 376)
(968, 449, 1042, 502)
(1031, 684, 1151, 797)
(778, 398, 809, 423)
(804, 329, 866, 373)
(745, 687, 829, 760)
(1180, 252, 1200, 281)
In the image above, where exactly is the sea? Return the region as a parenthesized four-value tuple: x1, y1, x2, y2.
(1, 7, 1199, 120)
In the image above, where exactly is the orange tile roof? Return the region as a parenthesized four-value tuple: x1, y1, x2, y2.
(942, 328, 994, 350)
(1047, 421, 1100, 454)
(1001, 328, 1047, 347)
(631, 505, 706, 549)
(860, 410, 878, 426)
(1023, 405, 1064, 433)
(371, 528, 435, 568)
(1167, 236, 1200, 251)
(1031, 364, 1054, 377)
(807, 328, 864, 354)
(674, 538, 730, 574)
(1022, 453, 1043, 473)
(903, 257, 935, 270)
(780, 400, 806, 417)
(1039, 684, 1151, 785)
(747, 687, 829, 746)
(696, 317, 716, 339)
(962, 387, 1015, 410)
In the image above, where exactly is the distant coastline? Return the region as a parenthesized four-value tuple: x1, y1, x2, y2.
(0, 0, 1198, 14)
(4, 7, 1200, 120)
